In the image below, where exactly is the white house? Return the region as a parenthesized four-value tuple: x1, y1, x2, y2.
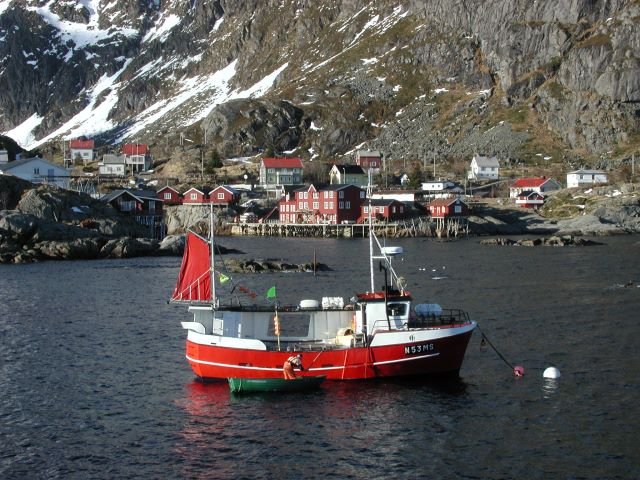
(99, 154, 127, 176)
(468, 154, 500, 181)
(0, 157, 70, 188)
(329, 164, 367, 186)
(69, 139, 95, 165)
(421, 180, 463, 198)
(566, 169, 608, 188)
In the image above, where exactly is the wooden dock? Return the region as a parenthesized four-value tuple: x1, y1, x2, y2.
(229, 217, 468, 238)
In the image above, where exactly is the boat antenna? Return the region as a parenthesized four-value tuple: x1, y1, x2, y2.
(209, 203, 216, 309)
(367, 169, 375, 292)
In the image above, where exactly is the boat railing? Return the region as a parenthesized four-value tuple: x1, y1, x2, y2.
(408, 308, 470, 328)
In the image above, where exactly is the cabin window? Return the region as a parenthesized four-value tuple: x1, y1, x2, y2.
(360, 191, 365, 198)
(339, 191, 344, 198)
(387, 303, 407, 317)
(164, 192, 171, 200)
(218, 193, 225, 199)
(454, 205, 462, 213)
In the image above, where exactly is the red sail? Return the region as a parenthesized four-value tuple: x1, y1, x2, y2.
(171, 232, 212, 302)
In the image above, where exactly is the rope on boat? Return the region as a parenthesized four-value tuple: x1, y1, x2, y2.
(477, 324, 524, 376)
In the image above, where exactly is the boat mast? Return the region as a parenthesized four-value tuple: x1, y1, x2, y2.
(209, 203, 216, 309)
(368, 169, 375, 292)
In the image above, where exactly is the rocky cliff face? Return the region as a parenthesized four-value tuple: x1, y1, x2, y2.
(1, 1, 638, 168)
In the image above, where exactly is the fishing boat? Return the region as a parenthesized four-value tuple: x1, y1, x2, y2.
(228, 375, 326, 394)
(172, 189, 477, 381)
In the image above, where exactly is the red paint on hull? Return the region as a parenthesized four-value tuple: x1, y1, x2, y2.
(185, 330, 474, 381)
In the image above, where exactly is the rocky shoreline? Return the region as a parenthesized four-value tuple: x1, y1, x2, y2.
(1, 177, 639, 264)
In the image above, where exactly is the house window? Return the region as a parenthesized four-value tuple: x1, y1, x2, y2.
(454, 205, 462, 214)
(268, 168, 274, 173)
(164, 193, 171, 200)
(149, 201, 156, 213)
(329, 192, 334, 198)
(392, 206, 396, 213)
(34, 168, 40, 175)
(360, 191, 365, 198)
(345, 201, 350, 209)
(190, 193, 198, 200)
(324, 202, 328, 209)
(339, 191, 344, 198)
(329, 202, 334, 209)
(323, 191, 329, 198)
(313, 202, 319, 209)
(217, 193, 225, 199)
(339, 201, 344, 209)
(313, 192, 319, 199)
(364, 206, 369, 213)
(121, 200, 135, 212)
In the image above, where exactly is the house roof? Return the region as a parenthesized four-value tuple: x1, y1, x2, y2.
(0, 156, 68, 173)
(368, 198, 401, 207)
(356, 150, 381, 157)
(511, 177, 551, 188)
(102, 189, 160, 203)
(473, 155, 499, 167)
(332, 164, 366, 175)
(122, 144, 149, 156)
(209, 185, 239, 194)
(262, 157, 303, 168)
(157, 186, 181, 194)
(101, 154, 126, 164)
(428, 197, 467, 207)
(183, 186, 211, 195)
(518, 190, 544, 198)
(70, 139, 94, 149)
(568, 169, 607, 175)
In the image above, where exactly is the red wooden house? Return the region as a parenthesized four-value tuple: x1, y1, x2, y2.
(279, 184, 365, 224)
(428, 197, 470, 218)
(515, 190, 545, 209)
(359, 199, 406, 223)
(509, 177, 561, 198)
(182, 187, 210, 205)
(122, 143, 152, 172)
(355, 150, 382, 170)
(209, 185, 241, 206)
(157, 186, 182, 205)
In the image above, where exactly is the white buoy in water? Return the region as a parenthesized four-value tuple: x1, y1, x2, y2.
(543, 367, 561, 379)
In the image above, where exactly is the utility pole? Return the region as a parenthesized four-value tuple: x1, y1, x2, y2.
(433, 152, 436, 179)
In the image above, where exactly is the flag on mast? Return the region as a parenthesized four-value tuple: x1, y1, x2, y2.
(219, 273, 230, 285)
(266, 286, 277, 299)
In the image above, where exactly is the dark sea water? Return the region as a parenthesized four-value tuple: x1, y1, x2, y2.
(1, 235, 639, 479)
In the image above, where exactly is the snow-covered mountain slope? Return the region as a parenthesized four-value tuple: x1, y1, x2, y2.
(1, 0, 638, 165)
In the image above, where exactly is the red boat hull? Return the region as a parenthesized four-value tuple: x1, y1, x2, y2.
(185, 328, 475, 381)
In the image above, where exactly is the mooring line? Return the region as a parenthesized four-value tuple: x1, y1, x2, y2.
(477, 324, 516, 371)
